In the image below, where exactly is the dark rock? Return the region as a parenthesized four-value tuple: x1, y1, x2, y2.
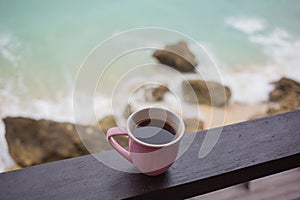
(153, 41, 197, 73)
(135, 84, 169, 102)
(268, 77, 300, 113)
(250, 77, 300, 119)
(4, 117, 111, 167)
(151, 85, 169, 101)
(182, 80, 231, 107)
(266, 107, 289, 115)
(269, 77, 300, 102)
(183, 118, 204, 134)
(98, 115, 128, 147)
(143, 84, 169, 102)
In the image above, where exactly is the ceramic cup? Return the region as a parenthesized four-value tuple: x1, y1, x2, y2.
(107, 107, 185, 176)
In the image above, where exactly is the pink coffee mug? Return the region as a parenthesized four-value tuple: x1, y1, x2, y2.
(107, 107, 185, 176)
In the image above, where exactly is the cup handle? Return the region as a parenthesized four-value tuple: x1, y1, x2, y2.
(107, 127, 132, 162)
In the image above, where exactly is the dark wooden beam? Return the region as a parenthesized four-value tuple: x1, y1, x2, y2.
(1, 109, 300, 200)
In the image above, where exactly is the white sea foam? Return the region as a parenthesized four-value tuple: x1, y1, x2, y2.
(0, 120, 15, 172)
(249, 28, 300, 69)
(0, 32, 22, 68)
(237, 28, 300, 103)
(222, 67, 275, 104)
(0, 85, 112, 171)
(222, 59, 300, 105)
(225, 16, 266, 34)
(222, 17, 300, 104)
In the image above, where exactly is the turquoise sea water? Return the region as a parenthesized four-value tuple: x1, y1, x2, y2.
(1, 0, 300, 96)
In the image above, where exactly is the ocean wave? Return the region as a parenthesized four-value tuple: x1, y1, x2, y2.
(221, 27, 300, 104)
(225, 16, 266, 34)
(222, 58, 300, 105)
(0, 87, 112, 171)
(223, 17, 300, 104)
(249, 28, 300, 68)
(0, 32, 22, 68)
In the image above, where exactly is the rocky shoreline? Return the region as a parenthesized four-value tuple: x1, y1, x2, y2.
(3, 41, 300, 171)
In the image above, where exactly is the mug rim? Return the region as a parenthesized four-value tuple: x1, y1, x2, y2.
(126, 107, 185, 148)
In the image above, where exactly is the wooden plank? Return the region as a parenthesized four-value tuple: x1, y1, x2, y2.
(0, 109, 300, 200)
(248, 168, 300, 192)
(193, 168, 300, 200)
(190, 184, 248, 200)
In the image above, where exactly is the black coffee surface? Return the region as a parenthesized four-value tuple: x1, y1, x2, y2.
(133, 119, 176, 145)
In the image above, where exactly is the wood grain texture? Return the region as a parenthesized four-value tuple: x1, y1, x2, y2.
(0, 109, 300, 200)
(194, 168, 300, 200)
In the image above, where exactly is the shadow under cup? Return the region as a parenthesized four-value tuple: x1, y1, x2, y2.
(126, 108, 185, 176)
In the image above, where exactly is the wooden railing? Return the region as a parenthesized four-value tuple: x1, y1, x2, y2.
(0, 109, 300, 200)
